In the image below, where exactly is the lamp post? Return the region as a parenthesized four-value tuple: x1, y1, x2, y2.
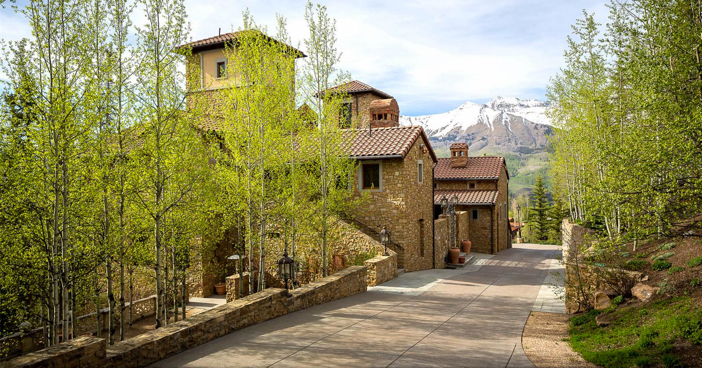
(440, 195, 448, 216)
(516, 203, 522, 240)
(448, 194, 458, 248)
(380, 226, 391, 256)
(277, 252, 294, 296)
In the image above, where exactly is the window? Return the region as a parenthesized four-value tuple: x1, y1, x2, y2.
(434, 182, 438, 189)
(341, 103, 352, 128)
(215, 60, 227, 79)
(361, 163, 380, 190)
(469, 182, 476, 189)
(472, 209, 478, 220)
(418, 160, 424, 183)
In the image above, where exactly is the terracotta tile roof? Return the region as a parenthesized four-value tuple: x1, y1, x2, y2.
(434, 190, 498, 205)
(178, 30, 305, 57)
(450, 143, 468, 149)
(340, 126, 436, 162)
(434, 157, 507, 180)
(323, 80, 393, 99)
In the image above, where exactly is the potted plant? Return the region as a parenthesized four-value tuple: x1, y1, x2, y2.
(461, 239, 472, 255)
(214, 282, 226, 295)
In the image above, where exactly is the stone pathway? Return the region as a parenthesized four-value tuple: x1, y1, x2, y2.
(150, 244, 562, 368)
(531, 258, 565, 314)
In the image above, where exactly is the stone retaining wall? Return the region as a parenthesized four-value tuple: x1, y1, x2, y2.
(2, 267, 367, 368)
(364, 252, 398, 286)
(1, 336, 105, 368)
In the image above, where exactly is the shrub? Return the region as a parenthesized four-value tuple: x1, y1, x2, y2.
(620, 251, 630, 258)
(658, 242, 676, 251)
(625, 259, 649, 271)
(657, 279, 675, 295)
(667, 266, 685, 274)
(612, 295, 624, 307)
(651, 252, 675, 261)
(661, 354, 682, 368)
(652, 260, 672, 271)
(691, 278, 701, 288)
(634, 253, 648, 259)
(687, 256, 702, 268)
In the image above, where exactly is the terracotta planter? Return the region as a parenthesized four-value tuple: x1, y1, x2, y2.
(449, 247, 460, 264)
(214, 283, 226, 295)
(461, 240, 472, 255)
(458, 256, 466, 264)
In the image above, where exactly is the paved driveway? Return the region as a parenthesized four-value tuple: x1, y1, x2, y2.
(150, 244, 562, 368)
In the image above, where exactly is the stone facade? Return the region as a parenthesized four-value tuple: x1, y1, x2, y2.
(5, 267, 367, 368)
(351, 136, 435, 272)
(440, 168, 510, 255)
(364, 252, 398, 286)
(456, 211, 469, 246)
(348, 92, 387, 129)
(433, 217, 450, 268)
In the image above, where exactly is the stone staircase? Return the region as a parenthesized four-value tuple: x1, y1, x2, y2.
(341, 216, 405, 270)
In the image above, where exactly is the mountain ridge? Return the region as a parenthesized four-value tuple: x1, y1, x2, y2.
(400, 97, 552, 196)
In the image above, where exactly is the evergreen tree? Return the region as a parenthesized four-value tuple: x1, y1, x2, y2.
(531, 175, 550, 241)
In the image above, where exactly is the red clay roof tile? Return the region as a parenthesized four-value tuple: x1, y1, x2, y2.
(340, 126, 436, 162)
(434, 190, 498, 205)
(434, 157, 506, 180)
(323, 80, 393, 99)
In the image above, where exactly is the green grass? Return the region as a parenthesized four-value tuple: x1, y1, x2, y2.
(687, 256, 702, 268)
(667, 266, 685, 274)
(691, 278, 701, 288)
(569, 297, 702, 368)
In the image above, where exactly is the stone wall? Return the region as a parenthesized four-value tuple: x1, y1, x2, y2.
(351, 135, 434, 272)
(495, 168, 510, 252)
(434, 217, 450, 268)
(3, 267, 368, 368)
(561, 218, 595, 263)
(463, 206, 493, 254)
(2, 336, 105, 368)
(564, 262, 643, 314)
(364, 252, 398, 287)
(456, 211, 469, 246)
(350, 92, 385, 129)
(435, 180, 497, 191)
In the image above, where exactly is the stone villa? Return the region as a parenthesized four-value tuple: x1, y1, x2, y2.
(182, 32, 510, 274)
(434, 143, 511, 254)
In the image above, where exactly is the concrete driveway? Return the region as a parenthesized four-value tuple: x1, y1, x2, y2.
(150, 244, 563, 368)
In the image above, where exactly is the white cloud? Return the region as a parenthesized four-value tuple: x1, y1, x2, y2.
(0, 0, 610, 115)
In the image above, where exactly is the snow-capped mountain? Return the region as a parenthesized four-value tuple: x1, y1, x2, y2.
(400, 97, 552, 155)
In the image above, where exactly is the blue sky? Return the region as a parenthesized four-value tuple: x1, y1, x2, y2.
(0, 0, 609, 116)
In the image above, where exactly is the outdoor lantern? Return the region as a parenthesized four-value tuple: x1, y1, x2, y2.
(380, 226, 391, 256)
(277, 252, 294, 294)
(440, 195, 448, 215)
(449, 193, 458, 208)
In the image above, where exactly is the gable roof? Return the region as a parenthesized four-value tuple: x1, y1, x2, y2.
(434, 157, 508, 180)
(434, 190, 498, 205)
(323, 80, 393, 99)
(178, 30, 306, 57)
(340, 126, 436, 162)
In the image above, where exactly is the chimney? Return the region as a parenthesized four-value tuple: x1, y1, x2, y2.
(450, 143, 469, 168)
(369, 98, 400, 129)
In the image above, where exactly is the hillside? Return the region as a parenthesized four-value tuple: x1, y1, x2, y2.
(400, 97, 552, 197)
